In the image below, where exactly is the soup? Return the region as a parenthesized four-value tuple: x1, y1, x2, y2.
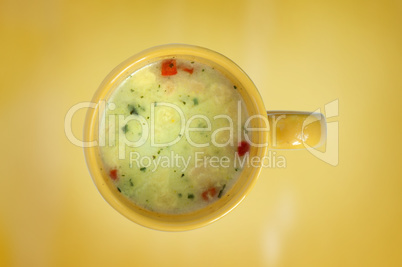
(99, 58, 251, 214)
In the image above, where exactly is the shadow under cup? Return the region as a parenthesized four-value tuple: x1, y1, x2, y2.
(84, 44, 269, 231)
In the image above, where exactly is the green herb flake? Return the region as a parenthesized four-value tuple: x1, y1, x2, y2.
(117, 187, 121, 193)
(140, 96, 144, 98)
(152, 155, 156, 159)
(202, 69, 205, 72)
(188, 194, 194, 199)
(140, 167, 146, 172)
(218, 184, 226, 198)
(233, 85, 237, 89)
(181, 173, 184, 177)
(130, 89, 134, 92)
(193, 98, 199, 105)
(178, 193, 182, 198)
(182, 101, 186, 105)
(128, 105, 138, 115)
(122, 124, 129, 133)
(129, 179, 134, 187)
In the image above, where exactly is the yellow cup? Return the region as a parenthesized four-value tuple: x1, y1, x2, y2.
(84, 44, 326, 231)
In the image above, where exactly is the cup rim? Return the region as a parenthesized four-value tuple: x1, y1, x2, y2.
(83, 43, 268, 231)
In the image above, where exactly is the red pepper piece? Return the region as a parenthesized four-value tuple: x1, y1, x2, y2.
(109, 169, 118, 180)
(237, 141, 250, 157)
(202, 187, 217, 201)
(161, 59, 177, 76)
(182, 67, 194, 74)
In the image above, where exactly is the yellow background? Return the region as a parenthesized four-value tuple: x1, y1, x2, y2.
(1, 0, 401, 266)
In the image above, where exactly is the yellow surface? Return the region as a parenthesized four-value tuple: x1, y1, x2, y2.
(1, 0, 401, 266)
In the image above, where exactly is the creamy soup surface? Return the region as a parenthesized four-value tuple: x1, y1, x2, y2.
(99, 58, 250, 214)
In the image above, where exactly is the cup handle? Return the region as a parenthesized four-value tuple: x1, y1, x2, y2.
(266, 111, 327, 149)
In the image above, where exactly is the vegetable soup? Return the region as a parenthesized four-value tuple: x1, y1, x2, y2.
(99, 58, 251, 214)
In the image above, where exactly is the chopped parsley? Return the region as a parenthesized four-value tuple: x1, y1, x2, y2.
(122, 124, 128, 133)
(140, 167, 146, 172)
(188, 193, 194, 199)
(193, 98, 199, 105)
(218, 184, 226, 198)
(128, 105, 138, 115)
